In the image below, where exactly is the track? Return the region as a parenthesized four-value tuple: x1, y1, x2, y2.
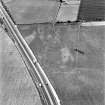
(0, 2, 60, 105)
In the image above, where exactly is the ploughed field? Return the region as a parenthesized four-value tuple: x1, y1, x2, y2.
(0, 28, 42, 105)
(18, 23, 105, 105)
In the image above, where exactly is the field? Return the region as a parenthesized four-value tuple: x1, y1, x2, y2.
(18, 23, 105, 105)
(0, 0, 105, 105)
(0, 27, 42, 105)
